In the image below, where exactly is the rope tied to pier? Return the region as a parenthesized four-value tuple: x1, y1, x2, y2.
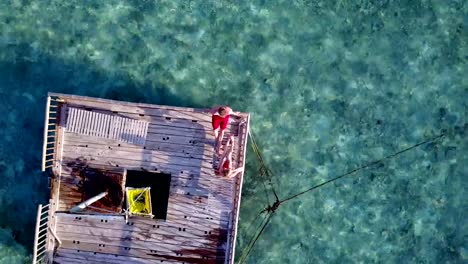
(249, 131, 279, 204)
(237, 132, 446, 264)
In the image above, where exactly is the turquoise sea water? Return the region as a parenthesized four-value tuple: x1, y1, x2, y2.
(0, 0, 466, 263)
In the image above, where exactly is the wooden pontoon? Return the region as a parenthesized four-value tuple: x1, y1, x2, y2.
(33, 93, 249, 264)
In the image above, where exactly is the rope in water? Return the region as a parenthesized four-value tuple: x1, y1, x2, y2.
(237, 132, 445, 264)
(249, 131, 279, 203)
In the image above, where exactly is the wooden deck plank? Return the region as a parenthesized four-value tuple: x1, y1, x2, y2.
(57, 161, 233, 188)
(57, 213, 228, 236)
(55, 248, 181, 264)
(58, 170, 234, 199)
(64, 133, 218, 159)
(56, 228, 225, 254)
(64, 128, 241, 155)
(60, 163, 236, 200)
(63, 135, 240, 169)
(57, 227, 229, 258)
(62, 146, 212, 169)
(59, 239, 224, 263)
(97, 112, 104, 137)
(57, 226, 224, 254)
(65, 125, 224, 150)
(65, 101, 243, 133)
(60, 95, 215, 122)
(56, 224, 224, 250)
(55, 215, 228, 260)
(60, 151, 236, 180)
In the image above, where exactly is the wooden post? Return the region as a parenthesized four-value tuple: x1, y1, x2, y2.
(42, 97, 51, 172)
(32, 204, 42, 264)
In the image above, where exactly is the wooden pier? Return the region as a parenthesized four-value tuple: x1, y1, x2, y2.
(38, 93, 249, 264)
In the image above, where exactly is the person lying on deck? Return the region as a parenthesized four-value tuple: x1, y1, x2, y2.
(209, 105, 242, 153)
(215, 136, 244, 178)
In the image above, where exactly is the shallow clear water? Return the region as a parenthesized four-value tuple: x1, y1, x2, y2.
(0, 0, 466, 263)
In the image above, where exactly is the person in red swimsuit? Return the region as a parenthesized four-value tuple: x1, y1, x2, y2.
(215, 136, 244, 178)
(210, 105, 241, 153)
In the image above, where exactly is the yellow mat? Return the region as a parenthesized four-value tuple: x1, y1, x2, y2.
(126, 187, 152, 216)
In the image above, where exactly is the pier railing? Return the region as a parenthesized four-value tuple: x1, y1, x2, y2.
(41, 96, 63, 172)
(32, 204, 61, 264)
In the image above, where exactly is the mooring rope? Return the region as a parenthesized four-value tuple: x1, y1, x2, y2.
(278, 133, 445, 205)
(237, 211, 274, 264)
(237, 132, 446, 264)
(249, 131, 280, 203)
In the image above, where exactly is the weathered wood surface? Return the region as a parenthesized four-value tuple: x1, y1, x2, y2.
(54, 248, 183, 264)
(55, 214, 227, 263)
(66, 107, 149, 146)
(48, 93, 249, 264)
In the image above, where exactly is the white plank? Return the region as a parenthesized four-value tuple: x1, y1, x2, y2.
(101, 114, 107, 138)
(66, 107, 73, 130)
(96, 112, 104, 138)
(84, 111, 91, 135)
(92, 112, 99, 137)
